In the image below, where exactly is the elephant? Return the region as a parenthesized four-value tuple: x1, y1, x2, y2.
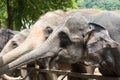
(0, 10, 66, 80)
(67, 10, 120, 77)
(0, 29, 30, 80)
(0, 11, 97, 80)
(92, 11, 120, 43)
(0, 29, 30, 56)
(48, 10, 120, 78)
(0, 10, 65, 66)
(83, 11, 120, 77)
(0, 28, 19, 51)
(0, 10, 120, 79)
(0, 28, 20, 79)
(84, 23, 120, 76)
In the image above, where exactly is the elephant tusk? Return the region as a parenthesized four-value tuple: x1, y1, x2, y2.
(1, 74, 23, 80)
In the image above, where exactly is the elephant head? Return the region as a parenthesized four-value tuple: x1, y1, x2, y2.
(84, 23, 120, 76)
(0, 11, 92, 74)
(0, 10, 65, 67)
(0, 28, 19, 51)
(0, 29, 30, 56)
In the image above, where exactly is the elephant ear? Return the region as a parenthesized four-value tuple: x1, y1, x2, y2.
(44, 26, 53, 39)
(85, 23, 118, 54)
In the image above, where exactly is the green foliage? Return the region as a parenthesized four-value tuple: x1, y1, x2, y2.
(77, 0, 120, 10)
(0, 0, 78, 30)
(0, 0, 7, 28)
(1, 0, 120, 30)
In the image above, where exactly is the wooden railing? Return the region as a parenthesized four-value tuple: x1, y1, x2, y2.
(21, 67, 120, 80)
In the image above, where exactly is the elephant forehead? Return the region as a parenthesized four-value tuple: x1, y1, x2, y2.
(30, 25, 45, 35)
(20, 29, 30, 36)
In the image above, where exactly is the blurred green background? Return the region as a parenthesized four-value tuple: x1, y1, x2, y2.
(1, 0, 120, 30)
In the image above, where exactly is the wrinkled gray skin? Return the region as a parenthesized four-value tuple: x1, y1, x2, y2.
(84, 11, 120, 76)
(0, 12, 93, 76)
(66, 9, 101, 23)
(0, 28, 19, 79)
(0, 28, 18, 51)
(92, 11, 120, 43)
(0, 29, 30, 80)
(0, 29, 30, 56)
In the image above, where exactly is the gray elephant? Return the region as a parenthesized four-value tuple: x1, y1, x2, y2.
(67, 11, 120, 77)
(84, 23, 120, 77)
(0, 29, 30, 56)
(0, 12, 95, 80)
(0, 10, 66, 80)
(0, 28, 20, 79)
(0, 10, 65, 67)
(83, 11, 120, 76)
(0, 29, 30, 80)
(0, 28, 19, 51)
(1, 10, 120, 79)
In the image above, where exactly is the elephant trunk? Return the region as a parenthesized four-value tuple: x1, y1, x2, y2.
(0, 41, 33, 67)
(0, 27, 68, 74)
(0, 40, 57, 75)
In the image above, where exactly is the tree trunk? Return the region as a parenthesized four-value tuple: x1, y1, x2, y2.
(0, 20, 1, 28)
(7, 0, 13, 30)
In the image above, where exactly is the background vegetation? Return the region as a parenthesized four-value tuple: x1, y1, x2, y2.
(0, 0, 120, 30)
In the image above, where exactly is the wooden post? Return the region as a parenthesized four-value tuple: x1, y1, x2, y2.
(0, 20, 1, 28)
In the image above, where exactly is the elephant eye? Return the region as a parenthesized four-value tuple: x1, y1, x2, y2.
(44, 26, 53, 39)
(12, 41, 18, 48)
(45, 26, 53, 34)
(89, 26, 92, 29)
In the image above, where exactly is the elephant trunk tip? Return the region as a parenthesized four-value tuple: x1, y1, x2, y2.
(0, 65, 9, 75)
